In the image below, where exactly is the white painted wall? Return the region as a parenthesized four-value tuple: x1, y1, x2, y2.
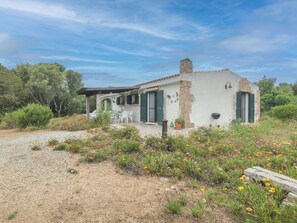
(159, 82, 180, 126)
(186, 70, 259, 127)
(106, 94, 140, 122)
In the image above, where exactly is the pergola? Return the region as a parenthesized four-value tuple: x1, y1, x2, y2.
(77, 86, 139, 118)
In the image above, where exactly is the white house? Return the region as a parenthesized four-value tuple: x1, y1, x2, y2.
(78, 58, 260, 128)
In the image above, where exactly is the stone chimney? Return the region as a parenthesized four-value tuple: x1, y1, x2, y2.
(180, 58, 193, 74)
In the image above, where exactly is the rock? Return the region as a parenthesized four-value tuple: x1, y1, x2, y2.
(244, 166, 297, 194)
(159, 177, 169, 183)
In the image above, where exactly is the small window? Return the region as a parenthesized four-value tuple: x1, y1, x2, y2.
(116, 96, 125, 105)
(127, 94, 139, 105)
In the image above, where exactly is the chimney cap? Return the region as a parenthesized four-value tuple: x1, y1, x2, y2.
(181, 58, 192, 62)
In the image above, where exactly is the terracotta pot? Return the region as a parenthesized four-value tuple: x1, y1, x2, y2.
(174, 122, 182, 130)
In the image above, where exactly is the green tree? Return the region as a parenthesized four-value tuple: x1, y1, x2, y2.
(293, 82, 297, 96)
(0, 65, 23, 114)
(256, 76, 276, 96)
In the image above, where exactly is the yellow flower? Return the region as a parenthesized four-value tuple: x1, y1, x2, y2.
(262, 177, 270, 182)
(239, 175, 246, 181)
(238, 186, 244, 191)
(246, 207, 253, 213)
(265, 182, 271, 187)
(183, 156, 188, 161)
(144, 166, 148, 170)
(200, 187, 205, 192)
(269, 187, 276, 193)
(222, 187, 228, 192)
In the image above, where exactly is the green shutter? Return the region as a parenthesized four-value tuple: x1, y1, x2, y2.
(156, 90, 164, 124)
(248, 93, 255, 123)
(116, 97, 120, 105)
(140, 93, 147, 122)
(127, 95, 132, 104)
(135, 94, 139, 104)
(236, 92, 242, 120)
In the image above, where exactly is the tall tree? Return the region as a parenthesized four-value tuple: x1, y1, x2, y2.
(256, 76, 276, 96)
(0, 65, 23, 114)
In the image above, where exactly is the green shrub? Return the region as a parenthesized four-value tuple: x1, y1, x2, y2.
(165, 200, 182, 214)
(1, 111, 20, 128)
(54, 143, 67, 151)
(10, 104, 53, 128)
(177, 195, 187, 206)
(272, 104, 297, 120)
(113, 125, 140, 140)
(119, 140, 140, 153)
(275, 94, 291, 106)
(48, 138, 59, 146)
(190, 202, 204, 218)
(91, 110, 111, 127)
(48, 115, 90, 131)
(80, 151, 108, 162)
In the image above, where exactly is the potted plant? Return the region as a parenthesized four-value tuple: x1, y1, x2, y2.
(174, 118, 184, 130)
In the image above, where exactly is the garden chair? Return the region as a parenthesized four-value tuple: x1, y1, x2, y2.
(128, 111, 133, 123)
(120, 111, 129, 123)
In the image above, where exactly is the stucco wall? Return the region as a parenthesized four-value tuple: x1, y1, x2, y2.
(188, 70, 259, 127)
(109, 95, 140, 122)
(159, 82, 180, 126)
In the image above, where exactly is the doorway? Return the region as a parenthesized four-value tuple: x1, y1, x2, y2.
(148, 92, 156, 122)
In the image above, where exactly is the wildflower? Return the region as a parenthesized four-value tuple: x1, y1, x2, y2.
(239, 175, 246, 181)
(222, 187, 228, 192)
(246, 207, 253, 213)
(269, 187, 276, 193)
(217, 167, 223, 171)
(144, 166, 148, 170)
(208, 147, 213, 151)
(200, 187, 205, 192)
(238, 186, 244, 191)
(262, 177, 270, 182)
(183, 156, 188, 161)
(265, 182, 271, 187)
(279, 170, 283, 174)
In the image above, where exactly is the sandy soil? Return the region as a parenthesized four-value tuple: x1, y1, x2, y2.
(0, 129, 237, 223)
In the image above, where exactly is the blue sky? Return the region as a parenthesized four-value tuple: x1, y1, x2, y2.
(0, 0, 296, 87)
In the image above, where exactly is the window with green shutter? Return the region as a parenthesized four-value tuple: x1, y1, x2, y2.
(236, 92, 242, 120)
(156, 90, 164, 124)
(248, 93, 255, 123)
(140, 93, 147, 122)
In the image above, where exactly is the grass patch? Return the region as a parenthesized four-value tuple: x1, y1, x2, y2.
(48, 138, 59, 146)
(7, 211, 18, 220)
(190, 202, 204, 218)
(165, 200, 182, 214)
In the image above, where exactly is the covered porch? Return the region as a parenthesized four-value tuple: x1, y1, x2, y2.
(77, 86, 139, 119)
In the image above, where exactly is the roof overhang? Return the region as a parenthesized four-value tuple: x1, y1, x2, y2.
(77, 86, 139, 96)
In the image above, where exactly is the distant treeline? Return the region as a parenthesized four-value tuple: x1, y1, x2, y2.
(0, 63, 84, 117)
(256, 76, 297, 112)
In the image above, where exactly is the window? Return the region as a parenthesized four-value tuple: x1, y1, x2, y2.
(127, 94, 139, 105)
(116, 95, 125, 105)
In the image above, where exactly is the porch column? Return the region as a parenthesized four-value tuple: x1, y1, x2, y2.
(86, 96, 90, 119)
(96, 94, 101, 116)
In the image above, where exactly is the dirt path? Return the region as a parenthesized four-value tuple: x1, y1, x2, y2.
(0, 129, 237, 223)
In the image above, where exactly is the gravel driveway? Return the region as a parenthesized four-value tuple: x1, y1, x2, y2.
(0, 129, 236, 223)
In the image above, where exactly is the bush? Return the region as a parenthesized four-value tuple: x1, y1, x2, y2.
(272, 104, 297, 120)
(165, 200, 182, 214)
(91, 111, 111, 128)
(275, 94, 291, 106)
(48, 115, 90, 131)
(190, 202, 204, 218)
(119, 140, 140, 153)
(53, 143, 67, 151)
(7, 104, 53, 129)
(48, 138, 59, 146)
(1, 110, 20, 128)
(113, 125, 140, 140)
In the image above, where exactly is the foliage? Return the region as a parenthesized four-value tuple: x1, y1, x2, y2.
(48, 115, 91, 131)
(17, 104, 53, 128)
(272, 104, 297, 120)
(48, 117, 297, 222)
(30, 141, 42, 150)
(48, 138, 59, 146)
(174, 118, 184, 125)
(165, 200, 182, 214)
(190, 202, 204, 218)
(261, 94, 275, 112)
(0, 65, 23, 115)
(275, 94, 291, 106)
(91, 110, 111, 128)
(256, 76, 276, 96)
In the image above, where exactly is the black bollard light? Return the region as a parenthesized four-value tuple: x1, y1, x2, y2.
(162, 120, 168, 138)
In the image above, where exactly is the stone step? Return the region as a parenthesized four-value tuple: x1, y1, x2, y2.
(244, 166, 297, 194)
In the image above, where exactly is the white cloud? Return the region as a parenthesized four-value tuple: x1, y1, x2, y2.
(40, 55, 119, 64)
(220, 34, 291, 53)
(98, 44, 154, 57)
(0, 0, 210, 40)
